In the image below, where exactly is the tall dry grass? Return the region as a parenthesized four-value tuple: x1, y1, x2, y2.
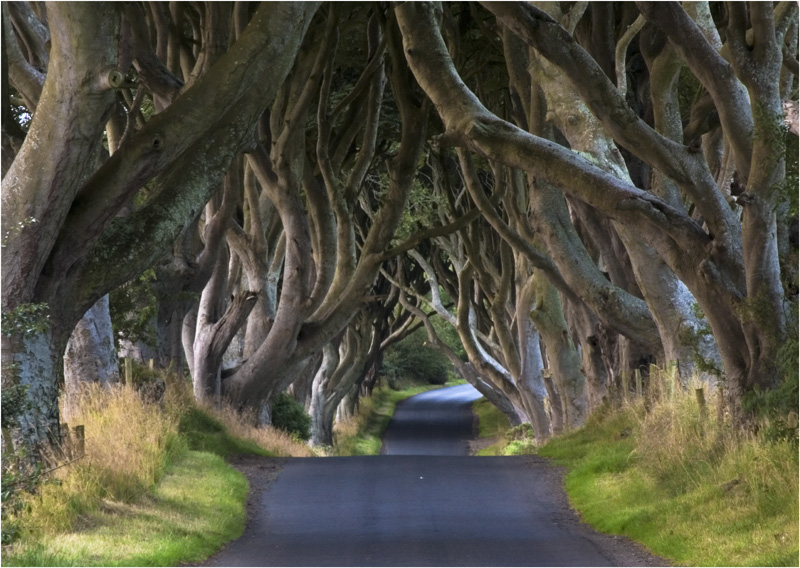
(12, 376, 316, 540)
(17, 384, 183, 536)
(630, 372, 799, 546)
(159, 377, 316, 457)
(633, 373, 798, 497)
(538, 368, 799, 565)
(198, 401, 316, 458)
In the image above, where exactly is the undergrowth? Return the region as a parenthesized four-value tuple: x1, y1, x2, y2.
(483, 370, 800, 567)
(472, 398, 513, 456)
(1, 375, 311, 566)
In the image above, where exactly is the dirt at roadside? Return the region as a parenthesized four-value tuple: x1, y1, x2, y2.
(227, 454, 287, 527)
(468, 435, 501, 454)
(193, 455, 286, 567)
(523, 454, 671, 567)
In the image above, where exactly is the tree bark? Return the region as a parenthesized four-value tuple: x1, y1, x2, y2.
(63, 295, 120, 419)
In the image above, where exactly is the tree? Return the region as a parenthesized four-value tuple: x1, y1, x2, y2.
(2, 2, 319, 450)
(395, 1, 798, 424)
(3, 2, 796, 455)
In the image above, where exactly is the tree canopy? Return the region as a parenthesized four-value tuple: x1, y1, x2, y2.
(2, 1, 798, 451)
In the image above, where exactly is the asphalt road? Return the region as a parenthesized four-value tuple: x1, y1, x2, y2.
(381, 383, 483, 456)
(206, 384, 662, 567)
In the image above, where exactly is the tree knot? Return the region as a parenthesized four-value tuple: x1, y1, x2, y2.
(733, 192, 755, 206)
(94, 67, 126, 91)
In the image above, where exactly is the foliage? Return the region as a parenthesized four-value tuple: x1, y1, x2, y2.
(1, 384, 28, 430)
(393, 178, 449, 243)
(271, 393, 311, 442)
(678, 303, 723, 378)
(1, 304, 50, 338)
(429, 303, 466, 360)
(381, 328, 451, 388)
(499, 423, 537, 456)
(507, 422, 534, 441)
(1, 445, 43, 546)
(782, 127, 799, 217)
(108, 270, 158, 351)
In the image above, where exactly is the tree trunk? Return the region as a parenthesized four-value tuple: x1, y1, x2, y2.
(529, 270, 588, 429)
(2, 328, 64, 453)
(309, 344, 339, 446)
(63, 295, 120, 419)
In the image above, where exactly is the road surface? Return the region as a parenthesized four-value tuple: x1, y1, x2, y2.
(205, 384, 662, 566)
(381, 383, 483, 456)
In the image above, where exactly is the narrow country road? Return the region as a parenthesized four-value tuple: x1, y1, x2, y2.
(205, 384, 663, 567)
(381, 383, 482, 456)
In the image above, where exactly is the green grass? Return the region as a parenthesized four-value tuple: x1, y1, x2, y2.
(3, 451, 248, 566)
(538, 403, 799, 567)
(178, 406, 272, 457)
(335, 380, 465, 455)
(472, 398, 512, 455)
(2, 385, 275, 567)
(471, 385, 799, 566)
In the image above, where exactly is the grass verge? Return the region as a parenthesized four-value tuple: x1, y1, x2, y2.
(477, 378, 799, 566)
(4, 451, 247, 567)
(334, 380, 465, 455)
(472, 398, 512, 456)
(539, 401, 799, 566)
(2, 380, 310, 566)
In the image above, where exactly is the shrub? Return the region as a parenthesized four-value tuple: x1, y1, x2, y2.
(507, 422, 534, 441)
(381, 329, 451, 388)
(271, 392, 311, 441)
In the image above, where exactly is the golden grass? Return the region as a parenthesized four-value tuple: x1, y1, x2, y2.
(163, 378, 316, 457)
(199, 401, 316, 458)
(539, 370, 800, 566)
(4, 451, 249, 567)
(16, 384, 183, 537)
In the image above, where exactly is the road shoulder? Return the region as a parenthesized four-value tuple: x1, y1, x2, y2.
(199, 455, 287, 566)
(524, 455, 670, 567)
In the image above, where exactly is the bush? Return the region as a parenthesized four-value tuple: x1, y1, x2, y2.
(271, 393, 311, 441)
(381, 329, 451, 388)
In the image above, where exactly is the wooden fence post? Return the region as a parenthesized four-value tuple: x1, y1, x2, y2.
(635, 369, 642, 399)
(649, 364, 660, 402)
(2, 427, 14, 455)
(621, 372, 629, 404)
(124, 357, 133, 385)
(695, 387, 707, 419)
(60, 423, 72, 459)
(73, 425, 85, 458)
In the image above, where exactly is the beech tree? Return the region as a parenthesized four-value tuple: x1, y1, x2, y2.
(395, 1, 798, 423)
(3, 2, 797, 455)
(2, 2, 319, 450)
